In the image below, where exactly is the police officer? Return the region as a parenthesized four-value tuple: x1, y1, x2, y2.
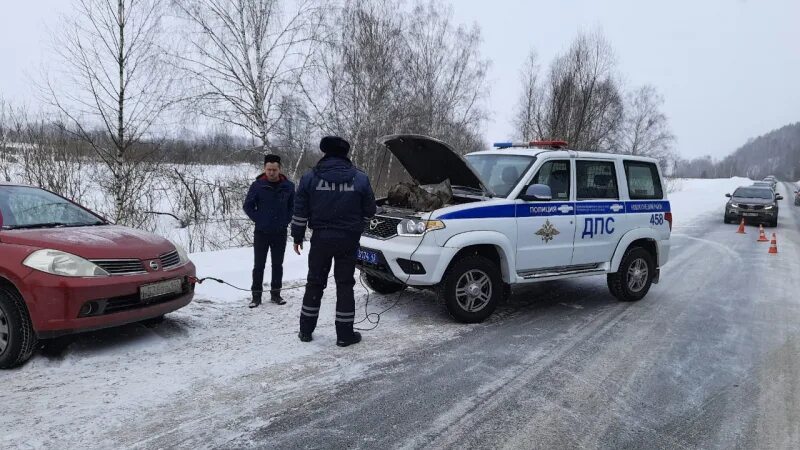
(292, 136, 376, 347)
(243, 154, 295, 308)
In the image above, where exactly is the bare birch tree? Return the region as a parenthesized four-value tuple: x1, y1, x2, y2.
(44, 0, 174, 227)
(513, 50, 540, 141)
(620, 85, 676, 165)
(400, 0, 488, 154)
(173, 0, 323, 173)
(308, 0, 405, 176)
(513, 31, 624, 152)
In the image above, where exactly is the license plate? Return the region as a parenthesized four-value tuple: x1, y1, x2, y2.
(140, 279, 183, 301)
(357, 248, 379, 265)
(742, 213, 759, 217)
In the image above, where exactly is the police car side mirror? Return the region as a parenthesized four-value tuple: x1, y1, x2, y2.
(522, 184, 552, 202)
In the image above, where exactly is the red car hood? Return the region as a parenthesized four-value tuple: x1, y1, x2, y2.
(0, 225, 175, 260)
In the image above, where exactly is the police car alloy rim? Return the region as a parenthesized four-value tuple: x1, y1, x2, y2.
(0, 307, 8, 355)
(455, 270, 493, 313)
(627, 258, 649, 293)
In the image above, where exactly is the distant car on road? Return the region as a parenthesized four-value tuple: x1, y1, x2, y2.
(724, 186, 782, 227)
(0, 183, 196, 369)
(794, 188, 800, 206)
(762, 176, 778, 190)
(752, 181, 773, 190)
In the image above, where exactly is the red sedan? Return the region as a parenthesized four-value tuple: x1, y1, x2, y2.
(0, 182, 196, 368)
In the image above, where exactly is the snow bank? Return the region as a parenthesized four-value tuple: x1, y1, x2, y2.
(190, 243, 309, 302)
(667, 177, 752, 227)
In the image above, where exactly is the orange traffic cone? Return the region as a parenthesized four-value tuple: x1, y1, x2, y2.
(736, 218, 746, 234)
(768, 234, 778, 254)
(757, 225, 769, 242)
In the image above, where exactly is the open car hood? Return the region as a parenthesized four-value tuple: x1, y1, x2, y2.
(378, 134, 493, 196)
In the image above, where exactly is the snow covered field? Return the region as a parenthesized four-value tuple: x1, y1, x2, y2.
(0, 176, 757, 449)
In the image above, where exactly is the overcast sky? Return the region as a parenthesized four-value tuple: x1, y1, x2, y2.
(1, 0, 799, 159)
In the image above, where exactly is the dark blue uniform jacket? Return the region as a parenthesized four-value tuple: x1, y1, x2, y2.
(291, 156, 377, 244)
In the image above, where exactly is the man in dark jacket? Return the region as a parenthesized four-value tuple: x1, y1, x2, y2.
(292, 136, 377, 347)
(243, 154, 295, 308)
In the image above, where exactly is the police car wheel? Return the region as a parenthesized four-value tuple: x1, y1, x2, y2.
(607, 247, 655, 302)
(439, 255, 501, 323)
(363, 275, 406, 295)
(0, 286, 38, 369)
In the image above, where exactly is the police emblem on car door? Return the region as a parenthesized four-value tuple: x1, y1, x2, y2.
(535, 219, 560, 243)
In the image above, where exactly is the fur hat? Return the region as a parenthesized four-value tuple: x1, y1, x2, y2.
(319, 136, 350, 157)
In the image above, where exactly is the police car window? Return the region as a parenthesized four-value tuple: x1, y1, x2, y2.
(464, 154, 534, 197)
(531, 160, 570, 200)
(624, 161, 663, 200)
(576, 161, 619, 200)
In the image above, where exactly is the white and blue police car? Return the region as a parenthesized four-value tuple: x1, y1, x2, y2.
(357, 135, 672, 323)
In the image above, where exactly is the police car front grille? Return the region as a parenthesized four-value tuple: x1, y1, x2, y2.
(363, 216, 402, 239)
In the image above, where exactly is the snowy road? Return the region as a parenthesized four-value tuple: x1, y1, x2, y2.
(3, 181, 800, 449)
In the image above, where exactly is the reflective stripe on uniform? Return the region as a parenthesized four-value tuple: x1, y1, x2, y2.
(335, 311, 355, 323)
(335, 310, 355, 322)
(301, 305, 320, 317)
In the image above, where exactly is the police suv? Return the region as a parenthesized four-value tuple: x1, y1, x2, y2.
(357, 135, 672, 323)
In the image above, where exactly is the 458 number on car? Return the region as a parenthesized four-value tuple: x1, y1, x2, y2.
(650, 213, 665, 226)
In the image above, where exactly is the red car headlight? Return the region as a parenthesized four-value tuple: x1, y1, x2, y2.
(23, 249, 110, 277)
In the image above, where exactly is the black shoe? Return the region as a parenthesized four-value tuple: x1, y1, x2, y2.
(336, 332, 362, 348)
(249, 299, 261, 308)
(270, 294, 286, 305)
(298, 332, 313, 342)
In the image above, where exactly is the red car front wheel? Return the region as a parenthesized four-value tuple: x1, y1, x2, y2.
(0, 287, 38, 369)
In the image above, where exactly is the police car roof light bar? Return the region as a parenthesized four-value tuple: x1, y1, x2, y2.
(493, 140, 569, 149)
(530, 140, 569, 149)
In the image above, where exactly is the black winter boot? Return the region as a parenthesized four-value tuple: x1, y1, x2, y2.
(270, 291, 286, 305)
(336, 332, 362, 348)
(298, 332, 313, 342)
(249, 297, 261, 308)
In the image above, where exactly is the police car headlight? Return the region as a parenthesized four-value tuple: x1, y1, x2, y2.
(764, 205, 774, 210)
(399, 219, 445, 235)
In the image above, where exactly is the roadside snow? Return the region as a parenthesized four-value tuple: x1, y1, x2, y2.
(668, 177, 752, 228)
(190, 244, 309, 302)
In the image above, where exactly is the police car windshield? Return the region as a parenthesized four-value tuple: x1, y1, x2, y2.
(464, 154, 535, 197)
(733, 187, 773, 200)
